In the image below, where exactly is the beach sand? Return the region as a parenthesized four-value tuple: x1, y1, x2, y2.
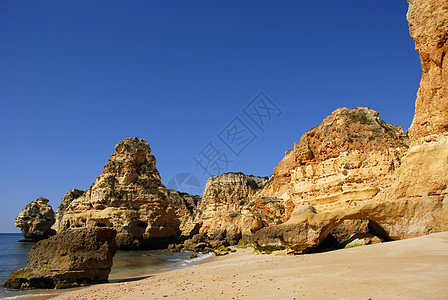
(52, 232, 448, 300)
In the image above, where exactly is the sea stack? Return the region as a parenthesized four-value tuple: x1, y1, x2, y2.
(55, 137, 191, 249)
(15, 197, 56, 242)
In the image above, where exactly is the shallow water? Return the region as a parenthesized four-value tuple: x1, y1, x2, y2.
(0, 233, 211, 299)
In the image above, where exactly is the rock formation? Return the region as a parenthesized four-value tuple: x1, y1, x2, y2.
(3, 227, 116, 289)
(55, 138, 192, 249)
(407, 0, 448, 145)
(252, 0, 448, 251)
(258, 107, 409, 214)
(192, 172, 267, 244)
(372, 0, 448, 232)
(22, 0, 446, 256)
(15, 197, 56, 242)
(53, 189, 85, 231)
(167, 189, 201, 239)
(251, 195, 442, 253)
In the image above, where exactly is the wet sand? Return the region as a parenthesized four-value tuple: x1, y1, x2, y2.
(52, 232, 448, 300)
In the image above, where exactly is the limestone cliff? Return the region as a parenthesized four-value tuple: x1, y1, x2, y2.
(258, 107, 409, 214)
(407, 0, 448, 144)
(372, 0, 448, 234)
(252, 0, 448, 250)
(54, 189, 85, 231)
(167, 189, 201, 239)
(56, 138, 194, 249)
(15, 197, 56, 242)
(193, 172, 267, 244)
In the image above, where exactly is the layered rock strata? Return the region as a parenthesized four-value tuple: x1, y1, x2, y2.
(407, 0, 448, 144)
(252, 196, 440, 253)
(56, 138, 189, 249)
(3, 227, 116, 289)
(258, 107, 409, 214)
(15, 197, 56, 242)
(190, 173, 267, 245)
(252, 0, 448, 251)
(167, 189, 201, 239)
(373, 0, 448, 232)
(53, 189, 85, 231)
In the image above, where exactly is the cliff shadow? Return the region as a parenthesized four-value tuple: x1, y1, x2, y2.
(313, 218, 392, 253)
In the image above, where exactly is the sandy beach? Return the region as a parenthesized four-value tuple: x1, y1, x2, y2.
(51, 232, 448, 300)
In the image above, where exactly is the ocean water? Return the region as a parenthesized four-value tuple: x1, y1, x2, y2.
(0, 233, 211, 299)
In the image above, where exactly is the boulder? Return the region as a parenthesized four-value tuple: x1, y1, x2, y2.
(251, 196, 442, 253)
(3, 227, 116, 289)
(15, 197, 56, 242)
(407, 0, 448, 145)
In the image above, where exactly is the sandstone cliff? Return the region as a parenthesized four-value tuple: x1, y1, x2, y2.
(56, 138, 196, 249)
(371, 0, 448, 234)
(407, 0, 448, 145)
(192, 172, 267, 244)
(167, 189, 201, 239)
(54, 189, 85, 231)
(252, 0, 448, 251)
(15, 197, 56, 242)
(258, 107, 409, 214)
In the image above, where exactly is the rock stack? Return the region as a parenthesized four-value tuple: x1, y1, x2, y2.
(55, 138, 190, 249)
(15, 197, 56, 242)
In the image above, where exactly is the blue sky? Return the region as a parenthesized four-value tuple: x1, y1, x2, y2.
(0, 1, 420, 233)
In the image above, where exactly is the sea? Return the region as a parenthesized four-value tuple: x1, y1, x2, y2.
(0, 233, 211, 299)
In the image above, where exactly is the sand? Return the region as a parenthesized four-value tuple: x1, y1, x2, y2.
(52, 232, 448, 300)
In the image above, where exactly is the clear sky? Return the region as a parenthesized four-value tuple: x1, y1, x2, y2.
(0, 1, 420, 233)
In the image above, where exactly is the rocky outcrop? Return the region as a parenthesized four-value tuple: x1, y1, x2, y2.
(252, 196, 441, 253)
(15, 197, 56, 242)
(55, 138, 187, 249)
(54, 189, 85, 231)
(407, 0, 448, 145)
(252, 1, 448, 252)
(3, 228, 116, 289)
(189, 173, 267, 245)
(167, 189, 201, 239)
(371, 0, 448, 233)
(258, 107, 409, 215)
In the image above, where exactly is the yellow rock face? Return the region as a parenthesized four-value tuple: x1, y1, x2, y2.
(55, 138, 189, 249)
(258, 107, 409, 215)
(407, 0, 448, 145)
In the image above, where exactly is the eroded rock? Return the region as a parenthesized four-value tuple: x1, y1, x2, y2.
(193, 172, 267, 244)
(372, 0, 448, 232)
(3, 227, 116, 289)
(15, 197, 56, 242)
(258, 107, 409, 216)
(54, 189, 85, 231)
(407, 0, 448, 145)
(56, 138, 184, 249)
(252, 197, 441, 253)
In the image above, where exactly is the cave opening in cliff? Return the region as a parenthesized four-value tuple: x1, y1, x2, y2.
(315, 219, 393, 252)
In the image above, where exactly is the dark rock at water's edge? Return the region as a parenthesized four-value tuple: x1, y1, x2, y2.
(2, 227, 116, 289)
(15, 197, 56, 242)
